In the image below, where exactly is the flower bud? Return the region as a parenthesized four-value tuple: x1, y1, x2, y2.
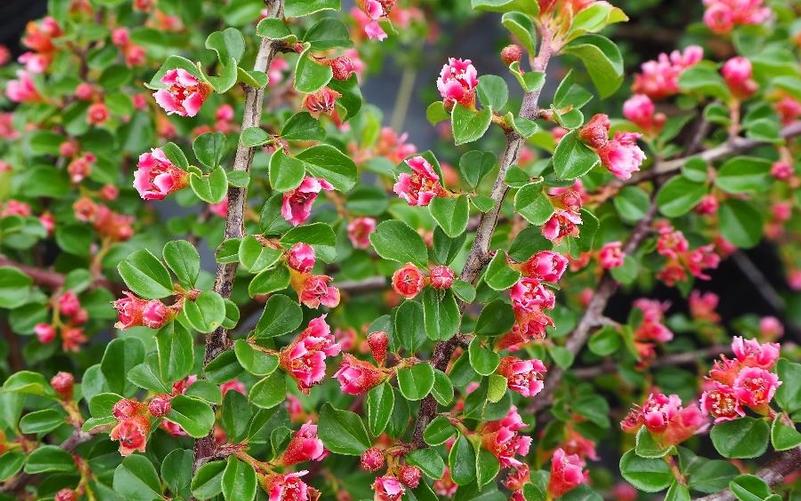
(50, 371, 74, 400)
(142, 300, 169, 329)
(500, 44, 522, 66)
(578, 114, 610, 149)
(54, 489, 77, 501)
(287, 242, 316, 273)
(148, 395, 172, 417)
(399, 465, 422, 488)
(34, 323, 56, 344)
(429, 265, 455, 289)
(360, 447, 385, 471)
(112, 398, 139, 419)
(331, 56, 356, 81)
(87, 102, 109, 125)
(367, 330, 389, 365)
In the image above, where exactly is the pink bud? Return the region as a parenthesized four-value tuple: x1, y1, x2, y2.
(34, 323, 56, 344)
(287, 242, 316, 273)
(87, 102, 109, 125)
(50, 371, 74, 399)
(392, 263, 425, 299)
(148, 395, 172, 417)
(142, 300, 169, 329)
(429, 265, 455, 289)
(771, 161, 794, 181)
(331, 56, 356, 81)
(598, 241, 625, 270)
(399, 465, 422, 488)
(367, 331, 389, 365)
(360, 447, 385, 471)
(579, 114, 610, 149)
(54, 489, 77, 501)
(500, 45, 522, 66)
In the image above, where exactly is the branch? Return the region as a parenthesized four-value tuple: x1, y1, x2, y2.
(411, 31, 555, 449)
(0, 430, 93, 493)
(624, 121, 801, 186)
(0, 256, 118, 293)
(696, 448, 801, 501)
(571, 344, 730, 379)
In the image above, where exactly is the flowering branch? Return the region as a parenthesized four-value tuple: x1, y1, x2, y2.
(571, 344, 732, 379)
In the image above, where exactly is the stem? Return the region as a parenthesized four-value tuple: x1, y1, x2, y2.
(390, 67, 416, 132)
(411, 28, 554, 449)
(696, 448, 801, 501)
(571, 344, 731, 379)
(0, 430, 93, 493)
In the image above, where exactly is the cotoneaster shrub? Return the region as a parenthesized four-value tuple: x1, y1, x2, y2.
(0, 0, 800, 500)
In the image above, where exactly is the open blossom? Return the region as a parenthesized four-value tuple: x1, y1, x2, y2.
(153, 68, 210, 117)
(376, 127, 416, 164)
(598, 241, 625, 269)
(303, 87, 341, 118)
(282, 177, 334, 226)
(521, 251, 568, 282)
(689, 290, 720, 323)
(497, 356, 547, 397)
(733, 367, 781, 409)
(373, 475, 405, 501)
(6, 71, 41, 103)
(542, 209, 582, 243)
(298, 275, 340, 309)
(632, 46, 703, 100)
(261, 471, 320, 501)
(288, 243, 316, 273)
(347, 217, 376, 249)
(621, 392, 707, 446)
(702, 0, 770, 34)
(280, 316, 341, 393)
(623, 94, 665, 134)
(437, 58, 478, 108)
(134, 148, 188, 201)
(510, 278, 555, 313)
(481, 407, 532, 468)
(354, 0, 393, 41)
(392, 263, 425, 299)
(393, 156, 444, 206)
(360, 447, 385, 471)
(700, 382, 745, 423)
(333, 354, 385, 395)
(498, 309, 555, 350)
(598, 132, 646, 180)
(110, 416, 150, 456)
(721, 56, 757, 99)
(548, 448, 587, 498)
(282, 422, 326, 464)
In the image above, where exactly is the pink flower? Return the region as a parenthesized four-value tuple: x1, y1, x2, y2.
(267, 57, 290, 86)
(548, 448, 586, 498)
(702, 0, 770, 34)
(302, 87, 341, 118)
(142, 300, 169, 329)
(722, 56, 757, 99)
(220, 379, 246, 396)
(153, 68, 210, 117)
(393, 156, 444, 206)
(700, 382, 745, 423)
(497, 356, 547, 397)
(776, 97, 801, 125)
(510, 278, 555, 313)
(287, 243, 316, 273)
(579, 113, 611, 149)
(372, 475, 405, 501)
(621, 392, 707, 445)
(148, 395, 172, 417)
(281, 177, 334, 226)
(134, 148, 188, 201)
(597, 132, 646, 180)
(330, 56, 358, 81)
(731, 336, 781, 369)
(598, 241, 625, 269)
(361, 447, 385, 471)
(498, 310, 554, 350)
(35, 323, 56, 344)
(632, 46, 704, 100)
(363, 19, 388, 41)
(262, 471, 320, 501)
(280, 316, 341, 393)
(282, 422, 326, 464)
(437, 58, 479, 108)
(542, 209, 582, 243)
(771, 161, 794, 181)
(113, 292, 170, 330)
(481, 407, 532, 468)
(623, 94, 666, 134)
(58, 291, 81, 317)
(333, 354, 385, 395)
(110, 415, 150, 456)
(50, 372, 74, 399)
(6, 71, 41, 103)
(429, 265, 455, 289)
(392, 263, 425, 299)
(521, 251, 568, 282)
(689, 290, 720, 323)
(87, 102, 109, 125)
(298, 275, 340, 309)
(759, 316, 783, 339)
(433, 469, 458, 496)
(733, 367, 781, 409)
(347, 217, 377, 249)
(695, 194, 719, 215)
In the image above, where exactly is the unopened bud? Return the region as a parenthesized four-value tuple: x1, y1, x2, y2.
(501, 44, 522, 66)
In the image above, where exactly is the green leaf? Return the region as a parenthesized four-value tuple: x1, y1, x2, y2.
(588, 326, 621, 356)
(318, 404, 371, 455)
(776, 359, 801, 414)
(501, 12, 536, 55)
(190, 167, 228, 204)
(656, 176, 707, 217)
(448, 434, 477, 486)
(515, 183, 554, 225)
(222, 457, 257, 501)
(468, 338, 500, 376)
(249, 372, 287, 409)
(304, 18, 352, 50)
(248, 264, 291, 297)
(205, 28, 245, 66)
(167, 395, 216, 438)
(163, 240, 200, 287)
(193, 132, 226, 169)
(424, 416, 457, 446)
(770, 415, 801, 451)
(238, 235, 282, 273)
(553, 130, 600, 179)
(297, 144, 358, 192)
(19, 409, 66, 434)
(234, 340, 279, 376)
(2, 371, 54, 396)
(477, 75, 509, 110)
(0, 452, 24, 482)
(475, 300, 515, 336)
(635, 427, 674, 458)
(710, 417, 770, 458)
(284, 0, 340, 17)
(470, 0, 539, 16)
(157, 323, 194, 383)
(394, 300, 426, 353)
(476, 448, 501, 488)
(458, 150, 496, 189)
(182, 291, 226, 333)
(619, 449, 673, 493)
(397, 363, 436, 401)
(563, 35, 623, 98)
(422, 288, 461, 341)
(686, 458, 739, 494)
(729, 474, 771, 501)
(281, 112, 325, 141)
(679, 64, 731, 101)
(191, 460, 226, 500)
(665, 482, 691, 501)
(295, 49, 332, 93)
(370, 220, 428, 267)
(429, 195, 470, 238)
(432, 369, 455, 406)
(25, 445, 76, 474)
(484, 253, 520, 291)
(367, 382, 395, 436)
(102, 337, 145, 395)
(240, 127, 271, 147)
(280, 222, 337, 262)
(407, 448, 446, 479)
(452, 104, 493, 146)
(117, 249, 174, 299)
(269, 150, 306, 192)
(254, 294, 303, 339)
(715, 157, 771, 194)
(112, 454, 162, 501)
(719, 200, 763, 249)
(0, 267, 33, 309)
(614, 186, 650, 223)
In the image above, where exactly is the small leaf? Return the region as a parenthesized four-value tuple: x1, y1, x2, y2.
(370, 220, 428, 267)
(452, 104, 493, 146)
(117, 249, 174, 299)
(553, 130, 600, 180)
(397, 363, 436, 401)
(710, 417, 770, 459)
(221, 457, 257, 501)
(318, 404, 371, 456)
(429, 195, 470, 238)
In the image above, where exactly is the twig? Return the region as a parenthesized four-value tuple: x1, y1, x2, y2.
(0, 256, 117, 293)
(390, 67, 416, 132)
(571, 344, 730, 379)
(1, 319, 23, 372)
(335, 276, 387, 295)
(695, 447, 801, 501)
(411, 29, 555, 449)
(0, 430, 93, 493)
(730, 251, 786, 312)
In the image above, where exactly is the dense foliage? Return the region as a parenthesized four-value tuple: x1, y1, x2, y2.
(0, 0, 800, 500)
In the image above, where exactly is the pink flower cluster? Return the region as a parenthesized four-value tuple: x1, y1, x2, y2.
(548, 448, 588, 498)
(6, 71, 41, 103)
(481, 407, 532, 468)
(113, 291, 172, 330)
(261, 471, 320, 501)
(497, 356, 547, 397)
(700, 336, 781, 422)
(134, 148, 188, 201)
(580, 114, 646, 180)
(598, 241, 625, 269)
(390, 263, 455, 299)
(73, 197, 134, 242)
(287, 243, 340, 309)
(542, 187, 584, 243)
(333, 354, 385, 395)
(437, 58, 478, 108)
(632, 46, 704, 100)
(19, 16, 61, 74)
(153, 68, 210, 118)
(721, 56, 757, 100)
(281, 422, 327, 465)
(621, 392, 707, 446)
(703, 0, 770, 34)
(110, 27, 146, 67)
(689, 290, 721, 324)
(34, 290, 90, 352)
(631, 299, 673, 364)
(279, 316, 342, 393)
(282, 177, 334, 226)
(623, 94, 666, 135)
(655, 222, 721, 286)
(393, 155, 445, 207)
(500, 251, 568, 350)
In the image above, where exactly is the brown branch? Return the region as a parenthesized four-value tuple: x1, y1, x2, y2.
(0, 430, 93, 493)
(0, 256, 117, 293)
(624, 121, 801, 186)
(571, 344, 730, 379)
(194, 0, 283, 472)
(411, 30, 555, 449)
(695, 448, 801, 501)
